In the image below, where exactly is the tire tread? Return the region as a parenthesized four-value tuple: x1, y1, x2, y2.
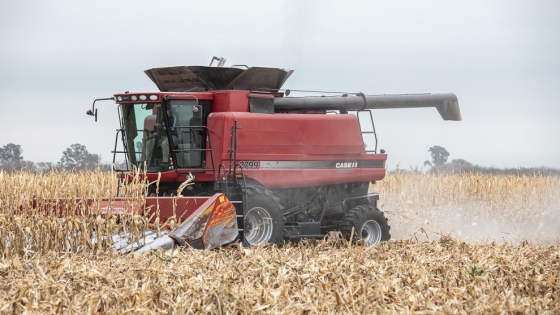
(339, 205, 391, 243)
(243, 185, 284, 246)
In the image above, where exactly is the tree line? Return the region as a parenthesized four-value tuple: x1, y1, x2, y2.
(421, 145, 560, 176)
(2, 142, 559, 176)
(0, 143, 113, 173)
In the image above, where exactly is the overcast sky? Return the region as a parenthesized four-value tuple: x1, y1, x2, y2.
(1, 0, 559, 169)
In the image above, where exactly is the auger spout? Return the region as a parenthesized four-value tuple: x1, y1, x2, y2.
(274, 93, 461, 121)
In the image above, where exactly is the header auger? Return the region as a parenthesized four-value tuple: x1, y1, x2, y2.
(56, 58, 461, 251)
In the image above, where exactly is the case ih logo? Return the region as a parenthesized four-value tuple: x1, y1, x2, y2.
(335, 161, 358, 168)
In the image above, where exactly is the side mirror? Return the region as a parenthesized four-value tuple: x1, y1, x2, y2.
(86, 109, 98, 122)
(87, 97, 115, 122)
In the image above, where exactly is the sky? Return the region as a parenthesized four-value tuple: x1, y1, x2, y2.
(1, 0, 559, 169)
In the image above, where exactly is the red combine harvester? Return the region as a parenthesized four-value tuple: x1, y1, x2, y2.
(85, 58, 461, 251)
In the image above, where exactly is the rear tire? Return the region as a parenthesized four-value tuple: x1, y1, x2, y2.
(339, 205, 391, 246)
(243, 186, 284, 246)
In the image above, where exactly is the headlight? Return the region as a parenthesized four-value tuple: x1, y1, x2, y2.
(131, 95, 138, 101)
(139, 95, 147, 101)
(149, 95, 158, 101)
(117, 96, 123, 101)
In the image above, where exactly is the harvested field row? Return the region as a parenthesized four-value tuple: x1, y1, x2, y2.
(0, 240, 558, 314)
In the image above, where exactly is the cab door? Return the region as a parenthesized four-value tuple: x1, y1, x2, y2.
(168, 100, 207, 169)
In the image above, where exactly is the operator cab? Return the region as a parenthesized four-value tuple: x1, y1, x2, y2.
(105, 63, 293, 175)
(117, 96, 210, 173)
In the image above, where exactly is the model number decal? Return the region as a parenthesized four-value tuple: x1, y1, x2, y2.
(239, 161, 260, 169)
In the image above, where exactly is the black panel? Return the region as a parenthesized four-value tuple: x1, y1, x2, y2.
(249, 97, 274, 114)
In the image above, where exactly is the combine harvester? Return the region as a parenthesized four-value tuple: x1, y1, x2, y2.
(67, 57, 460, 251)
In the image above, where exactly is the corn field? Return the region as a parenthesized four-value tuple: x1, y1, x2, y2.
(0, 170, 558, 314)
(0, 170, 150, 257)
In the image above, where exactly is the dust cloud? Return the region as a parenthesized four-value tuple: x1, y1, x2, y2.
(385, 203, 560, 246)
(373, 176, 560, 246)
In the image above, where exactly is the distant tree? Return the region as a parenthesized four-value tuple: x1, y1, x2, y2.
(450, 158, 473, 169)
(18, 160, 37, 172)
(58, 144, 102, 171)
(0, 143, 23, 163)
(427, 158, 560, 176)
(0, 143, 24, 172)
(427, 145, 450, 167)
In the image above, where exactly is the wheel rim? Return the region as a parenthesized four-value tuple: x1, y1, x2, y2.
(361, 219, 382, 245)
(244, 206, 274, 246)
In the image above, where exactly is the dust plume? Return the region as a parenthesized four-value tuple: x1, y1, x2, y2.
(373, 172, 560, 245)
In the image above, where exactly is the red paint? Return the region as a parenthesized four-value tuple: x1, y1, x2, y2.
(24, 195, 219, 224)
(114, 89, 387, 187)
(205, 111, 386, 187)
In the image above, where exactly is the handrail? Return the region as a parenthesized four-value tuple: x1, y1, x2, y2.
(356, 110, 378, 154)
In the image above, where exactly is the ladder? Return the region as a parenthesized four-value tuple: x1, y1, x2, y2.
(356, 110, 378, 154)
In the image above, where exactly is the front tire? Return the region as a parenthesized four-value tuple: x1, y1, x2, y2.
(339, 205, 391, 246)
(243, 186, 284, 246)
